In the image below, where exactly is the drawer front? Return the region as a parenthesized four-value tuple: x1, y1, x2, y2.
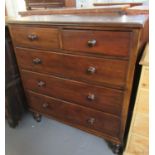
(26, 91, 121, 138)
(21, 71, 124, 116)
(9, 25, 59, 50)
(62, 30, 131, 57)
(16, 48, 128, 88)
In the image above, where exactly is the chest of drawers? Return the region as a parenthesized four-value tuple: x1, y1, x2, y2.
(7, 14, 148, 154)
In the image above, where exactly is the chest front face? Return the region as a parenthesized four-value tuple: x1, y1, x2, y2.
(8, 15, 148, 148)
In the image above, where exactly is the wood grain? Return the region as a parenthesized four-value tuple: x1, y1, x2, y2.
(93, 2, 143, 7)
(26, 90, 121, 138)
(126, 134, 149, 155)
(15, 47, 128, 89)
(7, 15, 148, 28)
(124, 44, 149, 155)
(26, 0, 65, 9)
(140, 67, 149, 89)
(19, 5, 129, 16)
(7, 15, 149, 149)
(65, 0, 76, 7)
(62, 29, 131, 57)
(9, 25, 60, 50)
(21, 70, 124, 116)
(136, 89, 149, 114)
(132, 113, 149, 137)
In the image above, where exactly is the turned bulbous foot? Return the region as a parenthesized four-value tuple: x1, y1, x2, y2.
(32, 112, 42, 122)
(107, 141, 123, 155)
(112, 144, 122, 155)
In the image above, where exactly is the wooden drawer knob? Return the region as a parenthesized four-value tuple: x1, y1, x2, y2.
(87, 39, 96, 47)
(38, 81, 46, 87)
(87, 117, 95, 125)
(87, 93, 95, 101)
(42, 103, 49, 108)
(87, 66, 96, 74)
(28, 34, 38, 41)
(33, 58, 42, 64)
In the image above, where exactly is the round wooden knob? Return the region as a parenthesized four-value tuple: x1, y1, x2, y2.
(87, 93, 95, 101)
(42, 103, 49, 108)
(87, 118, 95, 125)
(33, 58, 42, 64)
(38, 81, 46, 87)
(87, 66, 96, 74)
(87, 39, 96, 47)
(28, 34, 38, 41)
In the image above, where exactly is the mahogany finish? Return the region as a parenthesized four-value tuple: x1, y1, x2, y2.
(19, 5, 129, 16)
(7, 15, 147, 28)
(126, 5, 149, 15)
(9, 25, 59, 50)
(7, 14, 148, 153)
(62, 29, 131, 57)
(93, 2, 143, 7)
(26, 91, 121, 138)
(15, 47, 128, 88)
(21, 70, 124, 116)
(65, 0, 76, 7)
(25, 0, 65, 9)
(25, 0, 76, 10)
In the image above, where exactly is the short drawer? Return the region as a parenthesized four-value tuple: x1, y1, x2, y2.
(26, 91, 121, 138)
(9, 25, 59, 50)
(62, 29, 131, 57)
(21, 71, 124, 116)
(15, 48, 128, 88)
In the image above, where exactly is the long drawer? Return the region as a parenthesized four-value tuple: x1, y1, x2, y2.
(62, 29, 131, 57)
(15, 47, 128, 88)
(26, 90, 121, 138)
(21, 70, 124, 116)
(9, 25, 60, 50)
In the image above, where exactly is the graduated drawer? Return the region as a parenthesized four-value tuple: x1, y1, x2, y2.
(62, 29, 131, 57)
(26, 91, 121, 138)
(9, 25, 59, 50)
(21, 70, 124, 116)
(15, 48, 128, 88)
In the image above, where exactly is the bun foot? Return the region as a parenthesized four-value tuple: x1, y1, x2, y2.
(107, 141, 123, 155)
(32, 112, 42, 122)
(112, 144, 122, 155)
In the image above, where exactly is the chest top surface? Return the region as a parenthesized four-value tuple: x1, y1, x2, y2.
(6, 14, 148, 28)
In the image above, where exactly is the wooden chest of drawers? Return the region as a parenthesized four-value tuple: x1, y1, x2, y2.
(7, 15, 148, 154)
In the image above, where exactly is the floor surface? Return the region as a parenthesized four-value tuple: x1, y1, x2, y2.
(6, 113, 115, 155)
